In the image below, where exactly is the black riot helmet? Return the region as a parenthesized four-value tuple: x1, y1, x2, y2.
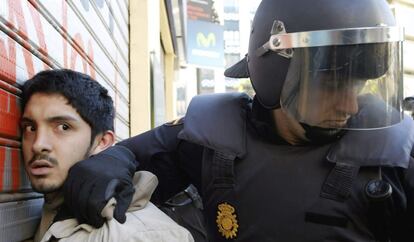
(225, 0, 405, 130)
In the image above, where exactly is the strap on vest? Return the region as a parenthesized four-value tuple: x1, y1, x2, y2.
(321, 161, 394, 241)
(210, 150, 238, 241)
(365, 167, 393, 242)
(321, 162, 360, 202)
(212, 151, 236, 189)
(177, 93, 249, 241)
(320, 163, 393, 241)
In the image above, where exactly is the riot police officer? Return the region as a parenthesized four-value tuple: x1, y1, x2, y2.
(61, 0, 414, 241)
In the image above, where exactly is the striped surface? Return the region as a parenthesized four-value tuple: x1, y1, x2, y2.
(0, 1, 129, 240)
(0, 197, 43, 242)
(0, 0, 130, 192)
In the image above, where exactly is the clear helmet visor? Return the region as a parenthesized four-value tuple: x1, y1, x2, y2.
(280, 41, 403, 129)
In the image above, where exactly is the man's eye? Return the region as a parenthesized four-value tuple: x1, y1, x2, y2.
(58, 124, 70, 131)
(23, 125, 36, 132)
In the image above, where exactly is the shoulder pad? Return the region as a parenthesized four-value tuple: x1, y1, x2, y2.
(177, 93, 251, 158)
(327, 114, 414, 168)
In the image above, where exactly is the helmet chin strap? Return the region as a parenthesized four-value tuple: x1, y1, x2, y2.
(279, 98, 347, 145)
(300, 122, 346, 145)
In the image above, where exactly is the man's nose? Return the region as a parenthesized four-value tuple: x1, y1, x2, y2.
(32, 129, 52, 154)
(335, 88, 359, 115)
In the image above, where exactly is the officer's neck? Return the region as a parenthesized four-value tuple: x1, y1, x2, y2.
(272, 108, 308, 145)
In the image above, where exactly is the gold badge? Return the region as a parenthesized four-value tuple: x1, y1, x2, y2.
(216, 202, 238, 239)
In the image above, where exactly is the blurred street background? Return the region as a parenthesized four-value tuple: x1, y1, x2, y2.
(130, 0, 414, 134)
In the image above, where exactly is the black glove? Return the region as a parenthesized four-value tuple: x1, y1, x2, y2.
(59, 145, 137, 228)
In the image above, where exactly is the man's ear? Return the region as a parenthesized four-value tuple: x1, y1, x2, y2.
(90, 130, 115, 155)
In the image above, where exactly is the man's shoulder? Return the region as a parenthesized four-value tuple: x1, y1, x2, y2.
(178, 92, 251, 158)
(119, 202, 194, 240)
(126, 202, 183, 228)
(44, 203, 193, 241)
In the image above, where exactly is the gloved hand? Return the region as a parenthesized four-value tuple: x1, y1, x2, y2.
(58, 145, 137, 228)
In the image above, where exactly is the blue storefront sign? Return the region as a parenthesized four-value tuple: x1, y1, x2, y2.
(187, 20, 224, 68)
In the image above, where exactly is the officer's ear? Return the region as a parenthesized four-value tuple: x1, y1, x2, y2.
(89, 130, 115, 155)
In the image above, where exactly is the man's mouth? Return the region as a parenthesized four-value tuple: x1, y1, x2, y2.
(29, 160, 53, 176)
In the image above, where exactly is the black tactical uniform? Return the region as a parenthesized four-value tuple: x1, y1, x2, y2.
(117, 92, 414, 241)
(61, 0, 414, 241)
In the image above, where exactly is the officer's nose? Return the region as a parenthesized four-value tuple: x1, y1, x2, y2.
(32, 128, 52, 154)
(335, 88, 359, 116)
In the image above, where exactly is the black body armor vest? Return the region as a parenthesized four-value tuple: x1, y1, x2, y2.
(178, 93, 414, 241)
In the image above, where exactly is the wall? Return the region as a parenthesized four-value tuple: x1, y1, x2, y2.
(0, 0, 129, 241)
(129, 0, 176, 134)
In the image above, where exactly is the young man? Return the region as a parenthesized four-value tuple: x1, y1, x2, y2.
(21, 69, 194, 242)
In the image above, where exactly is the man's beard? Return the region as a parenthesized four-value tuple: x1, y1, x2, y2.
(28, 146, 93, 194)
(32, 182, 61, 194)
(28, 153, 60, 194)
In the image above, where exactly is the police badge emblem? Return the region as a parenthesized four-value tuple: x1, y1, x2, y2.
(216, 202, 238, 239)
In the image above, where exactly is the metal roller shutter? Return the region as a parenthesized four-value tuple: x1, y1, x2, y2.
(0, 1, 129, 241)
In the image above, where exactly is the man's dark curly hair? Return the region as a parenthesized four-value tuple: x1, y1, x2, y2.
(22, 69, 114, 141)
